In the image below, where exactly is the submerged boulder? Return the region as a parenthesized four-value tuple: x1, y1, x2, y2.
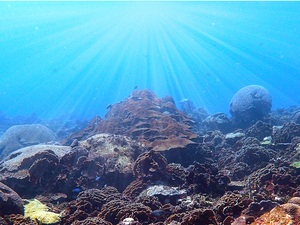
(229, 85, 272, 128)
(0, 124, 56, 160)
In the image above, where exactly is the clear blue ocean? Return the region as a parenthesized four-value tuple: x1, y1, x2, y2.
(0, 1, 299, 120)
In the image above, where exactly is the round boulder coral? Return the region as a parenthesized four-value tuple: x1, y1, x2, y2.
(229, 85, 272, 128)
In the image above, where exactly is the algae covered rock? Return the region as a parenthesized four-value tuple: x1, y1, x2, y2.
(0, 124, 56, 160)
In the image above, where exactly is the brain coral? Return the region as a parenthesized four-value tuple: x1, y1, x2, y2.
(229, 85, 272, 128)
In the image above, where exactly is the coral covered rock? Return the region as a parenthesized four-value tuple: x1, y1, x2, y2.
(0, 182, 24, 216)
(202, 113, 233, 133)
(133, 151, 168, 180)
(99, 200, 151, 224)
(66, 90, 198, 162)
(246, 120, 272, 141)
(235, 144, 271, 168)
(0, 145, 71, 197)
(272, 122, 300, 143)
(166, 208, 218, 225)
(62, 187, 122, 225)
(0, 133, 147, 198)
(184, 162, 230, 196)
(79, 134, 145, 174)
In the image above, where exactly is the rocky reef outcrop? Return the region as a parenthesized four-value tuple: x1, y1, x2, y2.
(65, 90, 199, 163)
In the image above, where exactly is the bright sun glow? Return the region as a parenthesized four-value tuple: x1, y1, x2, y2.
(0, 1, 299, 118)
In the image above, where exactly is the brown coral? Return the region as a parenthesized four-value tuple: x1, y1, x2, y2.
(71, 217, 112, 225)
(99, 200, 151, 224)
(65, 90, 198, 155)
(252, 204, 298, 224)
(166, 209, 217, 225)
(122, 179, 148, 200)
(133, 151, 168, 180)
(62, 187, 123, 225)
(3, 214, 38, 225)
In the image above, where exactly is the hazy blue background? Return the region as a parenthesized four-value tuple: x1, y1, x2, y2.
(0, 1, 299, 120)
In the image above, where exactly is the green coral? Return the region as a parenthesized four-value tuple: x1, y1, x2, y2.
(261, 140, 271, 145)
(24, 199, 61, 224)
(290, 161, 300, 169)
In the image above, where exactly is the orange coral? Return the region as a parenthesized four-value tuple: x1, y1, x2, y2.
(251, 203, 300, 225)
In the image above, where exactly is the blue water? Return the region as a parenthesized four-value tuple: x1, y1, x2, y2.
(0, 1, 299, 120)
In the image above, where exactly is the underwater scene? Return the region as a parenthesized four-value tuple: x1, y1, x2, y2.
(0, 1, 300, 224)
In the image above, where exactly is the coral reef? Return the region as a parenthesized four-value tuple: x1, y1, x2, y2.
(202, 113, 233, 133)
(122, 179, 148, 200)
(184, 162, 231, 196)
(245, 120, 272, 141)
(65, 90, 199, 162)
(133, 151, 168, 180)
(1, 89, 300, 225)
(165, 208, 218, 225)
(62, 187, 123, 224)
(71, 217, 112, 225)
(99, 200, 151, 224)
(272, 122, 300, 143)
(2, 214, 38, 225)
